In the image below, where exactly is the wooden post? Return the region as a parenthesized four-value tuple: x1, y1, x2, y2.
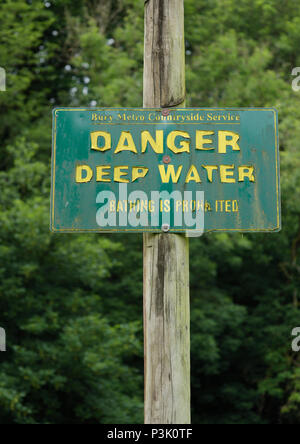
(143, 0, 191, 424)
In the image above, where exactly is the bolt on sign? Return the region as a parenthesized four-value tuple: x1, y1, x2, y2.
(50, 108, 281, 233)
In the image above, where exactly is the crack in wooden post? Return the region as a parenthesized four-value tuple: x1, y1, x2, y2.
(143, 0, 191, 425)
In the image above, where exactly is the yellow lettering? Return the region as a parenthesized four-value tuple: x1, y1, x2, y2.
(185, 165, 201, 183)
(238, 166, 255, 182)
(110, 200, 116, 212)
(225, 200, 231, 212)
(149, 201, 155, 213)
(164, 200, 170, 212)
(114, 131, 138, 154)
(158, 165, 183, 183)
(167, 131, 190, 154)
(205, 201, 212, 211)
(96, 166, 111, 182)
(220, 165, 236, 183)
(114, 166, 130, 183)
(141, 201, 148, 213)
(202, 165, 218, 182)
(141, 130, 164, 154)
(132, 167, 149, 182)
(117, 201, 124, 212)
(91, 131, 111, 152)
(233, 200, 239, 212)
(176, 200, 182, 212)
(76, 165, 93, 183)
(196, 131, 214, 150)
(216, 200, 225, 212)
(218, 131, 240, 154)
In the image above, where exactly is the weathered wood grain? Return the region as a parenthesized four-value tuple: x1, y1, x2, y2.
(143, 0, 186, 108)
(143, 0, 191, 424)
(143, 234, 190, 424)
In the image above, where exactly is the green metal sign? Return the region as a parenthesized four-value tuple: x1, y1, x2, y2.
(51, 108, 281, 234)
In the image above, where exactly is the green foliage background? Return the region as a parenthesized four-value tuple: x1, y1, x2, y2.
(0, 0, 300, 424)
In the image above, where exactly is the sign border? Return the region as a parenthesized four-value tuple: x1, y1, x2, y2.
(50, 107, 281, 234)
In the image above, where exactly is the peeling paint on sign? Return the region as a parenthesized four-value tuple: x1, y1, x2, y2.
(51, 108, 281, 233)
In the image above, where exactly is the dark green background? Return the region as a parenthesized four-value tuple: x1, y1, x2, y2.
(52, 108, 280, 232)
